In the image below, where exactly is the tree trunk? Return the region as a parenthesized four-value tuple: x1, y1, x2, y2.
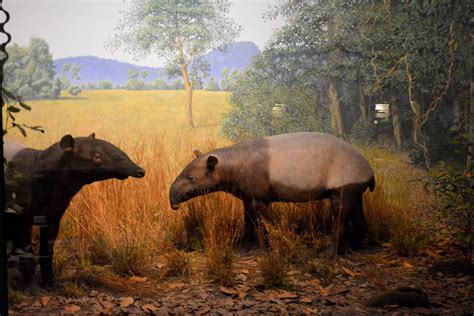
(390, 94, 402, 151)
(328, 79, 346, 139)
(178, 36, 194, 128)
(181, 63, 194, 128)
(452, 85, 460, 128)
(358, 80, 368, 121)
(468, 79, 473, 174)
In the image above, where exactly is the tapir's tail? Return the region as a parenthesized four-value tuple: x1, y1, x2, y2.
(368, 176, 375, 192)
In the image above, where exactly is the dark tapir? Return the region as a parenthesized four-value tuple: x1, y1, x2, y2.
(4, 133, 145, 287)
(169, 132, 374, 256)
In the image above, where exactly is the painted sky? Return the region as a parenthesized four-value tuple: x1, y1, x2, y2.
(4, 0, 284, 67)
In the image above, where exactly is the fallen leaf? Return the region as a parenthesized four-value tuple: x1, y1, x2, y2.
(236, 273, 248, 282)
(101, 301, 115, 313)
(425, 249, 441, 258)
(129, 276, 148, 283)
(267, 294, 285, 305)
(341, 266, 358, 277)
(299, 297, 312, 303)
(196, 306, 211, 315)
(308, 278, 321, 288)
(219, 286, 238, 297)
(40, 296, 51, 307)
(402, 262, 414, 269)
(142, 303, 159, 313)
(319, 288, 330, 297)
(156, 262, 166, 269)
(120, 297, 134, 308)
(277, 290, 298, 299)
(64, 304, 81, 313)
(169, 282, 186, 289)
(436, 239, 449, 248)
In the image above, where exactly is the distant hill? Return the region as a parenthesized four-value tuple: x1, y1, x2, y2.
(54, 41, 260, 86)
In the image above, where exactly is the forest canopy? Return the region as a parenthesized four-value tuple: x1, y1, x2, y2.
(223, 0, 473, 168)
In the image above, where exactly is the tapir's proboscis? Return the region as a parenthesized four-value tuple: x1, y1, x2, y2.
(4, 133, 145, 289)
(169, 132, 375, 257)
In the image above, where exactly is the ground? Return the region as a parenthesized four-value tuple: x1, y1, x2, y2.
(9, 246, 474, 314)
(6, 90, 473, 314)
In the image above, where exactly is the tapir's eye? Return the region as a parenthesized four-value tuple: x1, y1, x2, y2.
(93, 153, 102, 164)
(187, 175, 195, 181)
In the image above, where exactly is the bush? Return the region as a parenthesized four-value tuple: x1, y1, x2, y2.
(68, 85, 82, 96)
(427, 162, 473, 264)
(350, 118, 377, 147)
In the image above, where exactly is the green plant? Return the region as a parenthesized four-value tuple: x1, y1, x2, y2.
(304, 259, 337, 285)
(163, 248, 193, 278)
(68, 85, 82, 96)
(427, 162, 473, 264)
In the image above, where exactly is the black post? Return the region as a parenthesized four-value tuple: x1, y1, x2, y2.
(0, 1, 11, 315)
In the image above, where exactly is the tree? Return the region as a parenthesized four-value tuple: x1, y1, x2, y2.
(4, 38, 59, 99)
(109, 0, 241, 128)
(70, 64, 80, 81)
(205, 77, 220, 91)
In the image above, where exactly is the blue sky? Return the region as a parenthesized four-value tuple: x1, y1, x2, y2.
(4, 0, 284, 67)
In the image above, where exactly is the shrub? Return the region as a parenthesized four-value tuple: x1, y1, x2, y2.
(68, 85, 82, 96)
(427, 162, 473, 264)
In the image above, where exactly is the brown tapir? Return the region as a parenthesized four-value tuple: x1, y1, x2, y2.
(169, 132, 374, 256)
(4, 133, 145, 288)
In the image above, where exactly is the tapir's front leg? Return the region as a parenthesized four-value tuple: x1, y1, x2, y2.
(39, 220, 60, 287)
(242, 199, 270, 247)
(9, 213, 38, 293)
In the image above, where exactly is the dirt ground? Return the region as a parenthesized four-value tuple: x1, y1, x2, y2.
(8, 243, 473, 315)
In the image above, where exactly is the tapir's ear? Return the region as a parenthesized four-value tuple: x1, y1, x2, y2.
(193, 149, 203, 158)
(89, 133, 96, 138)
(59, 134, 75, 151)
(206, 155, 218, 171)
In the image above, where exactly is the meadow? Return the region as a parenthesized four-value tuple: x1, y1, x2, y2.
(6, 90, 434, 290)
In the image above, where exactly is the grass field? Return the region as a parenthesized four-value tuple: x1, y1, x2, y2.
(5, 89, 433, 283)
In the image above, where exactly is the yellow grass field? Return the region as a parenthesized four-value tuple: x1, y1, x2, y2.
(5, 89, 432, 280)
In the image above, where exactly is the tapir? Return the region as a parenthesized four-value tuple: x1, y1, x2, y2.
(4, 133, 145, 288)
(169, 132, 374, 256)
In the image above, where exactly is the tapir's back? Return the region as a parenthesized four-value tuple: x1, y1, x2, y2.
(4, 140, 26, 163)
(265, 132, 373, 198)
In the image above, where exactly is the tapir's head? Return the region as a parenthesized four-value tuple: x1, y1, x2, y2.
(55, 133, 145, 183)
(169, 149, 221, 210)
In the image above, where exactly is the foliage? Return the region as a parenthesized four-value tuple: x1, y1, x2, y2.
(205, 77, 220, 91)
(222, 54, 330, 141)
(2, 87, 44, 138)
(4, 37, 60, 99)
(427, 162, 473, 264)
(68, 85, 82, 96)
(109, 0, 241, 126)
(350, 118, 377, 147)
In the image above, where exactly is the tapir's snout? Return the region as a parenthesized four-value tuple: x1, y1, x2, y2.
(132, 167, 146, 178)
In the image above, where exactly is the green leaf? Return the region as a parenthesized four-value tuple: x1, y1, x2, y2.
(7, 106, 20, 113)
(2, 88, 17, 100)
(15, 125, 27, 137)
(19, 101, 32, 111)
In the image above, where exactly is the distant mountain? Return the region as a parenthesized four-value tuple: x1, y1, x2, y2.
(204, 41, 260, 81)
(54, 41, 260, 86)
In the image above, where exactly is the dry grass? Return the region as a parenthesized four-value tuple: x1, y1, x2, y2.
(5, 90, 435, 286)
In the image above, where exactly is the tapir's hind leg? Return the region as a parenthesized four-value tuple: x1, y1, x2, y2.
(325, 190, 351, 258)
(347, 194, 368, 250)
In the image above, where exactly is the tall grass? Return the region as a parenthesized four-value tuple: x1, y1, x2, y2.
(7, 90, 434, 283)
